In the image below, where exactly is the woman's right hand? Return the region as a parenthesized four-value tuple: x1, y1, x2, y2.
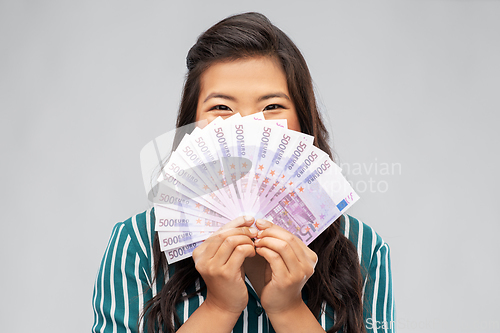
(192, 215, 257, 315)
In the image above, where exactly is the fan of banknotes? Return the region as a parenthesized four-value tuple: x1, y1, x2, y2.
(151, 112, 359, 264)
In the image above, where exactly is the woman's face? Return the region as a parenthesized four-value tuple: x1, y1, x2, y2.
(195, 56, 301, 131)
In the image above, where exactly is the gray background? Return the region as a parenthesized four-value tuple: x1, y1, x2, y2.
(1, 1, 499, 332)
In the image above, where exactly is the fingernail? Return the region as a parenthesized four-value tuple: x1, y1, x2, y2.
(248, 227, 258, 235)
(254, 238, 260, 244)
(257, 230, 263, 237)
(244, 215, 255, 223)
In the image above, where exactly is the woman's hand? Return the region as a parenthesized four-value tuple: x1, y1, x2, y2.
(253, 219, 318, 315)
(192, 215, 258, 315)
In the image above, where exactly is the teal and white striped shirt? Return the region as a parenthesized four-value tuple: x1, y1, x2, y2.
(92, 208, 395, 332)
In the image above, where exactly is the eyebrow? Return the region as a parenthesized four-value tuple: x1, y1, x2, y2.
(203, 93, 236, 103)
(258, 93, 290, 101)
(203, 92, 290, 103)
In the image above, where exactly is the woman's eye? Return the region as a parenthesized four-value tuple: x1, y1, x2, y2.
(263, 104, 284, 111)
(210, 105, 233, 111)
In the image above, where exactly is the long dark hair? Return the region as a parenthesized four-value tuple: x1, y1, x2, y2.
(143, 12, 365, 333)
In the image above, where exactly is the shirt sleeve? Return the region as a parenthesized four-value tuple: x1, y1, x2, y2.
(92, 222, 154, 333)
(363, 242, 395, 333)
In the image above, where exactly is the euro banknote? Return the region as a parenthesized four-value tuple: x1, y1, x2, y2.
(150, 115, 359, 263)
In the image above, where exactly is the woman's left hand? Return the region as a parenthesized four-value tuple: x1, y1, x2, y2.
(253, 219, 318, 315)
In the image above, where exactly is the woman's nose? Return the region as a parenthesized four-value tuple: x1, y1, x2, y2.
(237, 109, 258, 117)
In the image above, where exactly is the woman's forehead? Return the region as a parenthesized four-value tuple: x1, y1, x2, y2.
(199, 56, 289, 98)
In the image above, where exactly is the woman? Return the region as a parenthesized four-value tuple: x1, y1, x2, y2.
(92, 12, 394, 333)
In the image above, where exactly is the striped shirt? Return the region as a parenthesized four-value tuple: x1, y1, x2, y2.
(92, 208, 395, 333)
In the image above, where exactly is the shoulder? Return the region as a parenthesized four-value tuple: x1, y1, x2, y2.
(96, 208, 159, 289)
(110, 208, 156, 263)
(339, 214, 390, 272)
(341, 216, 395, 328)
(92, 208, 159, 333)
